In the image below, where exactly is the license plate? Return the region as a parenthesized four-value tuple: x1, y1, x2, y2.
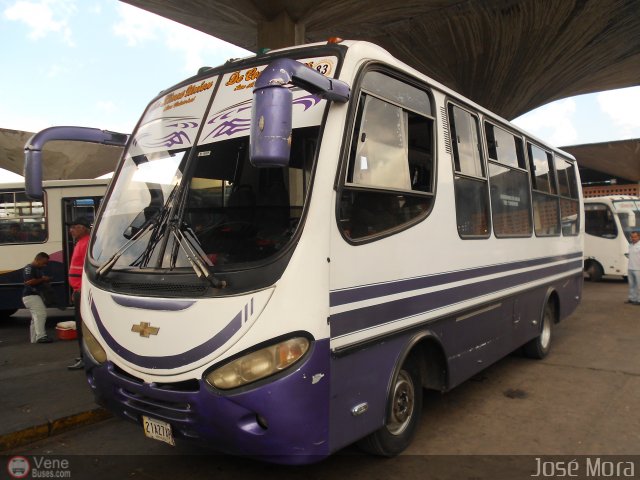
(142, 416, 175, 446)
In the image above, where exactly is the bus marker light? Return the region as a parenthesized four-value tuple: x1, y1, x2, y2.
(351, 403, 368, 416)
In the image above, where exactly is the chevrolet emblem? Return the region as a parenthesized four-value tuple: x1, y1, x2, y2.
(131, 322, 160, 338)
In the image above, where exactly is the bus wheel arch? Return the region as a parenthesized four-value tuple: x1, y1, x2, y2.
(523, 290, 559, 359)
(585, 259, 604, 282)
(358, 333, 447, 457)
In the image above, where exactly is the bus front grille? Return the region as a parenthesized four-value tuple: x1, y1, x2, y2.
(109, 281, 208, 297)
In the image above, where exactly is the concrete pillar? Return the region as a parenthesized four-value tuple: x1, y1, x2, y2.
(257, 10, 305, 50)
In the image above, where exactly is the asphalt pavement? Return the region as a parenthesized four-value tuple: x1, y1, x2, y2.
(0, 309, 110, 450)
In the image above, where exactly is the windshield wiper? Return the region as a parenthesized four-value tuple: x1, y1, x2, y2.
(97, 185, 178, 277)
(170, 222, 227, 289)
(96, 214, 159, 278)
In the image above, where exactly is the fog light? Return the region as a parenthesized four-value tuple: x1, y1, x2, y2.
(82, 321, 107, 364)
(256, 414, 268, 430)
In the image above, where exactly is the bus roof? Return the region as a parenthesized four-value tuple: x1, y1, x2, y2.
(147, 40, 577, 163)
(584, 195, 640, 202)
(0, 178, 110, 190)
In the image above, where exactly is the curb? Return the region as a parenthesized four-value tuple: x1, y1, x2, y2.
(0, 408, 112, 451)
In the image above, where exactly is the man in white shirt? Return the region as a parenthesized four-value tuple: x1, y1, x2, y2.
(627, 231, 640, 305)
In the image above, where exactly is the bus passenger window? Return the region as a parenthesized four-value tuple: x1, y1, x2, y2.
(484, 122, 532, 237)
(0, 191, 47, 244)
(340, 72, 434, 242)
(528, 143, 560, 236)
(449, 104, 490, 238)
(555, 156, 580, 236)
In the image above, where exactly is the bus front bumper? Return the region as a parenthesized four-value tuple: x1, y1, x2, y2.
(85, 339, 331, 464)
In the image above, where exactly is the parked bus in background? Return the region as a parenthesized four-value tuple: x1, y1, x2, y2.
(584, 195, 640, 281)
(0, 179, 108, 317)
(25, 40, 584, 463)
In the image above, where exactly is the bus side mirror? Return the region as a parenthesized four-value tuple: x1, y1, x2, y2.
(250, 85, 293, 168)
(24, 150, 44, 200)
(250, 58, 350, 168)
(24, 126, 129, 199)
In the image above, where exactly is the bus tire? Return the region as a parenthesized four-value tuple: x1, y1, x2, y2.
(0, 309, 18, 319)
(523, 300, 554, 359)
(358, 353, 422, 457)
(586, 261, 604, 282)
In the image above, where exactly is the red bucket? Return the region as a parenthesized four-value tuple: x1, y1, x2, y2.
(56, 321, 77, 340)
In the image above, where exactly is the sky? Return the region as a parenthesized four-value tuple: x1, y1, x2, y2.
(1, 0, 639, 183)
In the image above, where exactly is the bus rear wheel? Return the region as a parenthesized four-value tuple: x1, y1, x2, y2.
(358, 353, 423, 457)
(523, 300, 555, 359)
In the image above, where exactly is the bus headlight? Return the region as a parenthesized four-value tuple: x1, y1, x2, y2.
(205, 337, 310, 390)
(82, 321, 107, 364)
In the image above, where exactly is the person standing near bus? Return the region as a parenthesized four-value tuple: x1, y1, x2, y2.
(627, 231, 640, 305)
(66, 217, 91, 370)
(22, 252, 52, 343)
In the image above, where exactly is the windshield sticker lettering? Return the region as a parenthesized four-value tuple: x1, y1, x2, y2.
(223, 58, 335, 92)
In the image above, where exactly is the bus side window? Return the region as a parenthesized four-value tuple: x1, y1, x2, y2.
(528, 143, 560, 237)
(449, 104, 490, 238)
(340, 72, 434, 242)
(484, 122, 532, 238)
(0, 191, 47, 244)
(555, 156, 580, 236)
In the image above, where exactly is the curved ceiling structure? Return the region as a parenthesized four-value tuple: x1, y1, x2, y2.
(122, 0, 640, 119)
(0, 128, 123, 183)
(2, 0, 638, 181)
(116, 0, 640, 182)
(562, 139, 640, 182)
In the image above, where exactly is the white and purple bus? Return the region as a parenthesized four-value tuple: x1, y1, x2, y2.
(26, 40, 583, 463)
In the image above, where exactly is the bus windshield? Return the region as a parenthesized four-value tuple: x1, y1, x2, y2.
(91, 57, 335, 273)
(612, 198, 640, 236)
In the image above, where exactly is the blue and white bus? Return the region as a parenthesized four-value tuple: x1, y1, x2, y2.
(26, 40, 583, 463)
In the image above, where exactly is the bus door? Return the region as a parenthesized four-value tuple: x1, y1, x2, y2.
(60, 196, 102, 305)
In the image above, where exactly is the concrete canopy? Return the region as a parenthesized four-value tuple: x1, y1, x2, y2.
(0, 128, 123, 182)
(562, 139, 640, 183)
(2, 0, 638, 181)
(116, 0, 640, 183)
(122, 0, 640, 120)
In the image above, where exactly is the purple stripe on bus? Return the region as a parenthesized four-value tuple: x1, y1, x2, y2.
(111, 295, 195, 311)
(329, 260, 582, 337)
(329, 252, 582, 307)
(90, 299, 242, 369)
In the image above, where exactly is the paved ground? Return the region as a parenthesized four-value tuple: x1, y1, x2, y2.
(0, 309, 108, 450)
(1, 278, 638, 479)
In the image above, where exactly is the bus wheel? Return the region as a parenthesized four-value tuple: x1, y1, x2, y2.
(586, 262, 604, 282)
(0, 309, 18, 319)
(523, 301, 554, 359)
(358, 354, 423, 457)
